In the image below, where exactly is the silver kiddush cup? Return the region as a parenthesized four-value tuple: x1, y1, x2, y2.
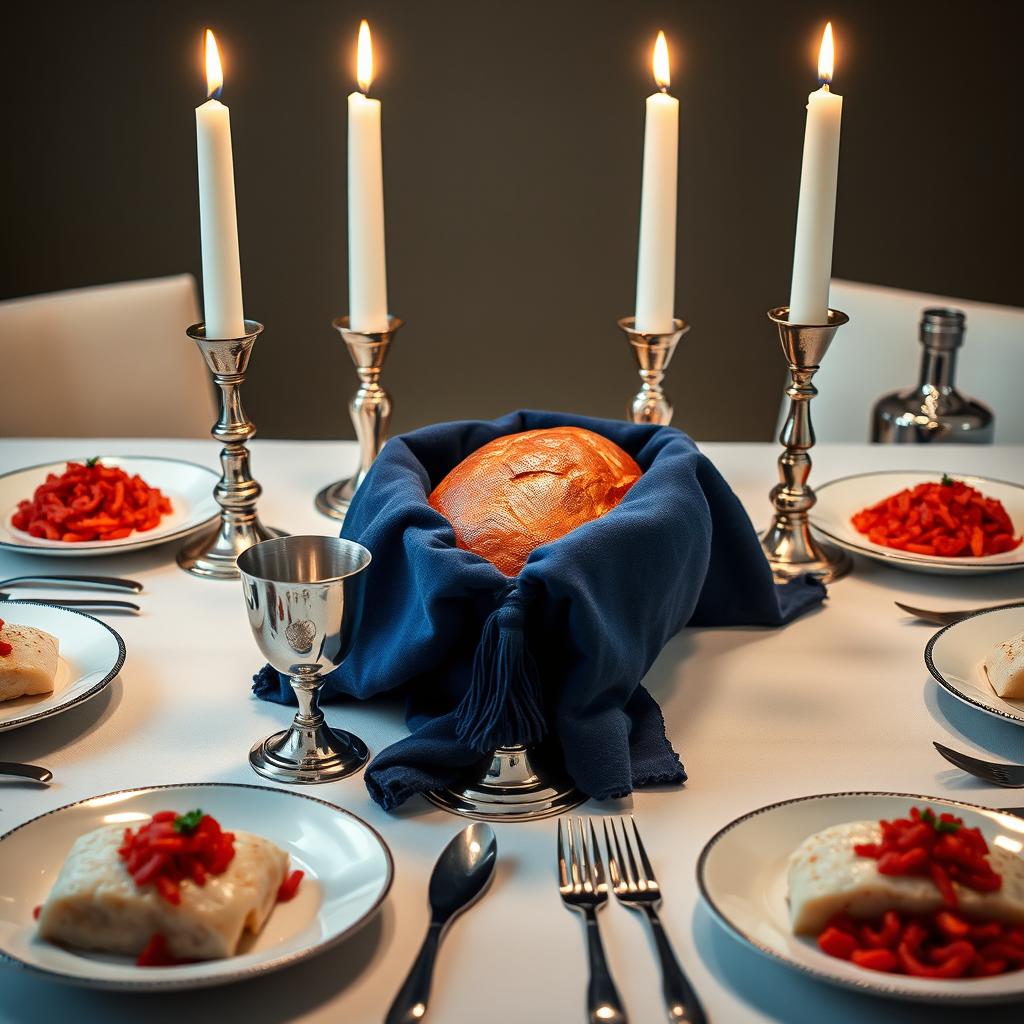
(238, 536, 371, 784)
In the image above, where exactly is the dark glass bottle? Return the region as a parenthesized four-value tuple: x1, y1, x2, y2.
(871, 308, 994, 444)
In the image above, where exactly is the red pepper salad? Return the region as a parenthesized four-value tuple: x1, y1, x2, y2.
(11, 459, 173, 542)
(850, 475, 1020, 558)
(115, 810, 303, 967)
(816, 807, 1024, 979)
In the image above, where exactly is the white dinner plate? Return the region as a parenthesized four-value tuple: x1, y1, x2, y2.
(697, 791, 1024, 1004)
(0, 783, 394, 990)
(0, 602, 125, 733)
(0, 456, 219, 557)
(926, 603, 1024, 728)
(811, 471, 1024, 575)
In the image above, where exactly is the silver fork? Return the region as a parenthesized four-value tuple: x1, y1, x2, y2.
(895, 600, 1024, 626)
(934, 741, 1024, 787)
(557, 817, 628, 1024)
(605, 817, 706, 1024)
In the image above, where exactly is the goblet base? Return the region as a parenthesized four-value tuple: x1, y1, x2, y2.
(314, 477, 357, 521)
(248, 720, 369, 785)
(424, 744, 584, 822)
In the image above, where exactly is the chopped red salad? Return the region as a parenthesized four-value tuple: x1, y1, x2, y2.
(816, 806, 1020, 978)
(851, 475, 1020, 557)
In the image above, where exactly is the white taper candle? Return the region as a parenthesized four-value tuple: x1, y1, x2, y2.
(195, 29, 245, 339)
(347, 21, 389, 333)
(635, 31, 679, 335)
(789, 23, 843, 325)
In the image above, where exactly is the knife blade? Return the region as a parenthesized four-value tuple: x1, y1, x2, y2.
(0, 762, 53, 784)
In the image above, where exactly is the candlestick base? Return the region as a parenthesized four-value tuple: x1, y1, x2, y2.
(618, 316, 690, 425)
(316, 316, 403, 521)
(760, 306, 852, 584)
(424, 744, 584, 822)
(177, 321, 287, 581)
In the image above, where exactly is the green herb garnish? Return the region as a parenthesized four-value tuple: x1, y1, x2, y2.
(172, 809, 204, 835)
(921, 808, 937, 826)
(941, 473, 954, 486)
(935, 818, 961, 834)
(85, 456, 101, 468)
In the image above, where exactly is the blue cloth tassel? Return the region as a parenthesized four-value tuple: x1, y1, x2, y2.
(455, 589, 547, 753)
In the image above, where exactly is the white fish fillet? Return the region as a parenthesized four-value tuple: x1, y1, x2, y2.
(0, 624, 58, 702)
(38, 823, 289, 960)
(985, 629, 1024, 700)
(788, 820, 1024, 935)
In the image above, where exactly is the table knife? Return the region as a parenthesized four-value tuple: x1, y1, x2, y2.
(0, 762, 52, 784)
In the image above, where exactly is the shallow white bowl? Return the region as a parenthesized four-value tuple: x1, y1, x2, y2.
(811, 471, 1024, 575)
(0, 601, 125, 733)
(0, 783, 393, 990)
(926, 603, 1024, 727)
(0, 456, 218, 557)
(698, 792, 1024, 1004)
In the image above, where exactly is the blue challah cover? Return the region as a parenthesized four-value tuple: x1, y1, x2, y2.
(254, 410, 825, 810)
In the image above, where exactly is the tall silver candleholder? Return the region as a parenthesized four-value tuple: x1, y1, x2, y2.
(618, 316, 690, 425)
(760, 305, 851, 583)
(316, 315, 403, 521)
(425, 743, 584, 822)
(177, 320, 286, 580)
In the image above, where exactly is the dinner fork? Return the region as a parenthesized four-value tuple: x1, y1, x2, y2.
(895, 600, 1024, 626)
(604, 817, 706, 1024)
(557, 817, 628, 1024)
(934, 741, 1024, 787)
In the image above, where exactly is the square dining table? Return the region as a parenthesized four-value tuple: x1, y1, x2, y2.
(1, 436, 1023, 1024)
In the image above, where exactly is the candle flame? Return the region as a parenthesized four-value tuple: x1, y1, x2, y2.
(652, 31, 670, 90)
(357, 20, 374, 93)
(817, 22, 835, 85)
(205, 29, 223, 99)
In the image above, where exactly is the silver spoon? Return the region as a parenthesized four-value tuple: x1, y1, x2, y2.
(386, 823, 498, 1024)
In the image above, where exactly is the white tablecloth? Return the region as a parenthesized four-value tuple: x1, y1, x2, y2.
(1, 438, 1023, 1024)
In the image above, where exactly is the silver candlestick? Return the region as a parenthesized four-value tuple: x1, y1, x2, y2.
(316, 315, 403, 521)
(177, 320, 286, 580)
(760, 305, 851, 583)
(618, 316, 690, 425)
(425, 743, 584, 823)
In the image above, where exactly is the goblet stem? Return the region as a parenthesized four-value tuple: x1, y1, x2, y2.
(289, 673, 325, 730)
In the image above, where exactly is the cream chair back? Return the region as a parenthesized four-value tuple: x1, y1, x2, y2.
(0, 275, 216, 438)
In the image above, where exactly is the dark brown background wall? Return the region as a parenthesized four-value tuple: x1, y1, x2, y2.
(3, 0, 1021, 440)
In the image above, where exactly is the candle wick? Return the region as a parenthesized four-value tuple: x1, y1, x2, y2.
(659, 85, 668, 95)
(818, 80, 830, 92)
